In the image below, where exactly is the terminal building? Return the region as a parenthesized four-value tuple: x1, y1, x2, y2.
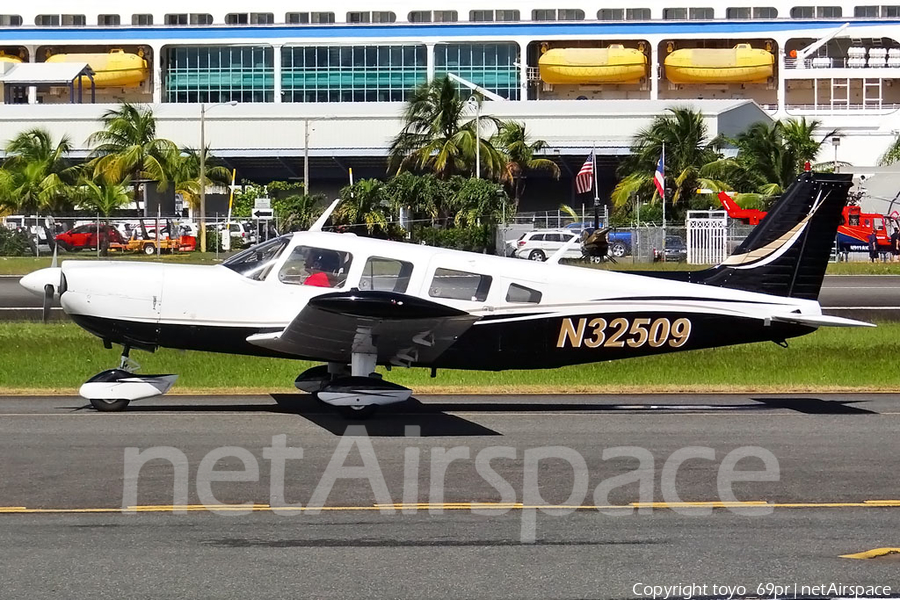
(1, 1, 900, 208)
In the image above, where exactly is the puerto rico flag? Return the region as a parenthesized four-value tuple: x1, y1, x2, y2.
(575, 153, 594, 195)
(653, 150, 665, 199)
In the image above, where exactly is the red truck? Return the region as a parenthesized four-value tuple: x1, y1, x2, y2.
(718, 191, 898, 253)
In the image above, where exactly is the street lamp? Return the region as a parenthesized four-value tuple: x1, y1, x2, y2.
(832, 134, 841, 173)
(199, 100, 237, 253)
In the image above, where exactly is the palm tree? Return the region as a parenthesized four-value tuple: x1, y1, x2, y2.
(335, 179, 389, 233)
(277, 193, 324, 232)
(170, 147, 232, 211)
(76, 179, 132, 219)
(86, 102, 176, 215)
(495, 121, 560, 212)
(612, 107, 725, 208)
(389, 76, 504, 179)
(0, 128, 76, 215)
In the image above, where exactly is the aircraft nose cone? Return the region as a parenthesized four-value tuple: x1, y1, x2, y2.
(20, 267, 62, 297)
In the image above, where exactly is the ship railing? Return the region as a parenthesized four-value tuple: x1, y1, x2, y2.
(785, 103, 900, 114)
(785, 56, 900, 69)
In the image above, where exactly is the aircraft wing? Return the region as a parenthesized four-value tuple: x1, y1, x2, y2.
(246, 291, 480, 365)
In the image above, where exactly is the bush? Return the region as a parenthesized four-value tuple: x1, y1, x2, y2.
(410, 224, 495, 253)
(0, 228, 33, 256)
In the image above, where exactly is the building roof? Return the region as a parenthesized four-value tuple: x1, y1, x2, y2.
(0, 62, 94, 85)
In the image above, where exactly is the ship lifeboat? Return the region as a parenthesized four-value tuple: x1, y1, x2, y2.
(664, 44, 773, 84)
(0, 51, 23, 64)
(45, 49, 148, 87)
(539, 45, 647, 85)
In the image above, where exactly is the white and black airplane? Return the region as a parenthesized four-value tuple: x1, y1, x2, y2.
(21, 172, 870, 417)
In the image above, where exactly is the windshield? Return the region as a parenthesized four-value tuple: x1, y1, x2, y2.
(222, 235, 291, 281)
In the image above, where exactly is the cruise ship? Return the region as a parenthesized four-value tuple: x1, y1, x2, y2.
(1, 1, 900, 205)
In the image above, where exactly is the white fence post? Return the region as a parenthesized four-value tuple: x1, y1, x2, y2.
(686, 210, 728, 265)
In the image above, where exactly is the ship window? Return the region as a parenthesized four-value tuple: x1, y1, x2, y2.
(506, 283, 542, 304)
(429, 268, 492, 302)
(598, 9, 625, 19)
(855, 5, 879, 16)
(252, 13, 274, 24)
(558, 9, 585, 19)
(359, 257, 414, 293)
(626, 8, 651, 19)
(348, 12, 371, 23)
(191, 13, 213, 25)
(885, 5, 900, 17)
(727, 7, 751, 18)
(496, 10, 520, 20)
(132, 14, 153, 25)
(98, 14, 120, 26)
(818, 6, 842, 17)
(790, 6, 815, 18)
(755, 6, 778, 17)
(434, 10, 458, 21)
(226, 13, 249, 25)
(278, 246, 353, 288)
(532, 9, 557, 20)
(373, 12, 396, 22)
(690, 7, 714, 18)
(312, 12, 335, 24)
(663, 8, 688, 19)
(0, 14, 22, 26)
(409, 10, 432, 22)
(165, 14, 188, 25)
(36, 14, 60, 26)
(65, 14, 86, 26)
(471, 10, 494, 21)
(286, 12, 310, 23)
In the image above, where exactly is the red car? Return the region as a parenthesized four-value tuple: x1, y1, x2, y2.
(56, 224, 126, 252)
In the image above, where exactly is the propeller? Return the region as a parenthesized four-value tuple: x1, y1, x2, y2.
(42, 283, 54, 324)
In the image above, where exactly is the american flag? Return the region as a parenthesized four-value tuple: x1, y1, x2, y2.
(575, 153, 594, 194)
(653, 150, 665, 199)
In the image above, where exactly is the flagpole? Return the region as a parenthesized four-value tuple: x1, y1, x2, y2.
(592, 144, 599, 229)
(661, 142, 666, 258)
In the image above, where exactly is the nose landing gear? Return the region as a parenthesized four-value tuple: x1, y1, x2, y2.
(80, 346, 178, 412)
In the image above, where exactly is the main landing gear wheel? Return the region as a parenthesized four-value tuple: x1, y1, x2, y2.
(338, 404, 379, 420)
(89, 398, 131, 412)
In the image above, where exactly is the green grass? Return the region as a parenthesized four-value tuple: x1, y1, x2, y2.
(0, 322, 896, 394)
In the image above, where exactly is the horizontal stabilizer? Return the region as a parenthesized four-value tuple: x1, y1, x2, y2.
(770, 313, 875, 328)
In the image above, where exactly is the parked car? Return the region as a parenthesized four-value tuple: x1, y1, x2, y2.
(510, 230, 581, 261)
(56, 224, 126, 252)
(653, 236, 688, 262)
(565, 222, 632, 257)
(218, 221, 258, 248)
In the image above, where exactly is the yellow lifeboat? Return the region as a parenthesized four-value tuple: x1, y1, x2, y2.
(664, 44, 774, 84)
(539, 45, 647, 85)
(45, 49, 148, 87)
(0, 51, 23, 63)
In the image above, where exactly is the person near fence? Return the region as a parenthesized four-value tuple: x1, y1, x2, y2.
(868, 230, 879, 262)
(892, 227, 900, 263)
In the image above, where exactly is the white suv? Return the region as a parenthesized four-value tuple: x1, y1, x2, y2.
(510, 230, 581, 261)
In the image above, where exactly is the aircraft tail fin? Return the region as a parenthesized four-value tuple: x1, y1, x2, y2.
(696, 172, 852, 300)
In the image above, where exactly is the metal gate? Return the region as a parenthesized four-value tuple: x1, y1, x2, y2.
(686, 211, 728, 265)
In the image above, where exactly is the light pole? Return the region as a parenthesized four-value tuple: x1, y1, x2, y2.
(302, 115, 337, 197)
(467, 95, 482, 179)
(832, 134, 841, 173)
(199, 100, 237, 253)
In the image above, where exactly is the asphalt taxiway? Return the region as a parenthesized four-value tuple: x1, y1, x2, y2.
(1, 394, 898, 599)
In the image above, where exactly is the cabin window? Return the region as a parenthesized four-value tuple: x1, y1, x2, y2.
(132, 14, 153, 25)
(560, 9, 586, 19)
(598, 9, 625, 19)
(166, 14, 188, 25)
(496, 10, 520, 20)
(849, 213, 860, 226)
(311, 12, 335, 24)
(223, 236, 290, 281)
(434, 10, 458, 21)
(532, 9, 557, 20)
(348, 12, 371, 23)
(855, 5, 879, 16)
(373, 12, 396, 22)
(727, 7, 751, 18)
(409, 11, 432, 22)
(507, 284, 542, 304)
(36, 14, 59, 26)
(754, 6, 778, 17)
(690, 7, 715, 18)
(626, 8, 651, 19)
(278, 246, 352, 288)
(663, 8, 688, 19)
(252, 13, 274, 24)
(226, 13, 249, 24)
(359, 257, 414, 293)
(63, 14, 86, 26)
(790, 6, 815, 18)
(471, 10, 494, 21)
(191, 13, 213, 25)
(98, 14, 120, 26)
(287, 12, 310, 23)
(0, 15, 22, 26)
(429, 268, 492, 302)
(818, 6, 842, 16)
(885, 5, 900, 17)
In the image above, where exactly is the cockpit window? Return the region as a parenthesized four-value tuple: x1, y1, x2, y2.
(278, 245, 353, 288)
(222, 235, 290, 281)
